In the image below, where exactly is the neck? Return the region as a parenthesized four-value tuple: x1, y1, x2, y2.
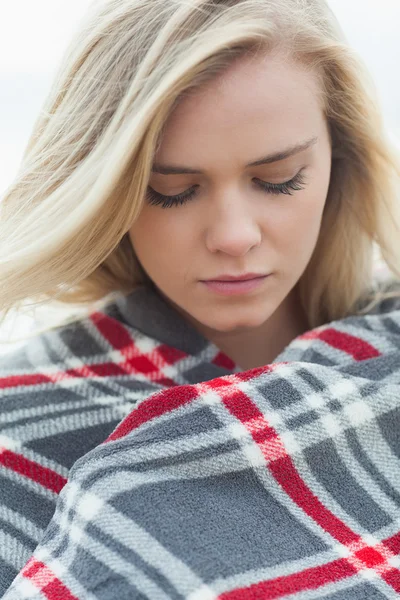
(199, 285, 308, 371)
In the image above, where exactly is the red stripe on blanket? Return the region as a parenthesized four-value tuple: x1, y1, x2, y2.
(0, 447, 66, 493)
(90, 311, 184, 385)
(0, 363, 132, 389)
(20, 558, 79, 599)
(219, 535, 400, 599)
(235, 364, 280, 381)
(219, 556, 357, 599)
(319, 329, 381, 360)
(0, 373, 54, 389)
(382, 568, 400, 591)
(212, 350, 237, 370)
(105, 363, 277, 443)
(0, 360, 176, 390)
(156, 343, 189, 365)
(105, 384, 201, 442)
(384, 530, 400, 555)
(272, 454, 360, 544)
(90, 311, 141, 351)
(300, 327, 381, 361)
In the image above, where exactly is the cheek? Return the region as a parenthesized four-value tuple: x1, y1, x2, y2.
(267, 191, 327, 258)
(129, 208, 192, 273)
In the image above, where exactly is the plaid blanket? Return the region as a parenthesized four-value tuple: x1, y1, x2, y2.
(2, 281, 400, 599)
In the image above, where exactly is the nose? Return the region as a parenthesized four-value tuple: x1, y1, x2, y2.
(205, 189, 262, 256)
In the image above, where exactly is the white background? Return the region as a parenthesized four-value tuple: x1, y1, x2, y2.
(0, 0, 398, 344)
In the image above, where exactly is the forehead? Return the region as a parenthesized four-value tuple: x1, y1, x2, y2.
(163, 52, 323, 133)
(157, 51, 324, 165)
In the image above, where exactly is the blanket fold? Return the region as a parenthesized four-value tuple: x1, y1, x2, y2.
(3, 286, 400, 599)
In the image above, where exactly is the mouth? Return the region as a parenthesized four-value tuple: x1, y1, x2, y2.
(200, 274, 271, 296)
(202, 273, 269, 282)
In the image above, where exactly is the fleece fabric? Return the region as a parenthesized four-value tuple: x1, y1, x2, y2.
(1, 279, 400, 599)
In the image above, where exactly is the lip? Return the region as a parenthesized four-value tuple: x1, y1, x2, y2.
(201, 274, 270, 296)
(202, 272, 268, 282)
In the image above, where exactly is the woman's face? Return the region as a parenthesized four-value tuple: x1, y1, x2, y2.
(129, 50, 332, 335)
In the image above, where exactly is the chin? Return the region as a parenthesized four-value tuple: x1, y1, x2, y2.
(200, 311, 271, 333)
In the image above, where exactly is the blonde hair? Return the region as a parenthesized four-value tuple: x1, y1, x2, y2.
(1, 0, 400, 344)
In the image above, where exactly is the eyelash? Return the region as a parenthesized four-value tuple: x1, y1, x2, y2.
(146, 169, 307, 209)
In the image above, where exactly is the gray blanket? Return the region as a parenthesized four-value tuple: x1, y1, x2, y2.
(3, 284, 400, 599)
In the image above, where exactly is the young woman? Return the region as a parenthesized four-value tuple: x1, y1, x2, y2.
(1, 0, 400, 598)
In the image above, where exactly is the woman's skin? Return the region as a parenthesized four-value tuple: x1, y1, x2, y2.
(129, 50, 333, 370)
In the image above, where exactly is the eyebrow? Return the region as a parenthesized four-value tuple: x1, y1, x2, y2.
(151, 136, 318, 175)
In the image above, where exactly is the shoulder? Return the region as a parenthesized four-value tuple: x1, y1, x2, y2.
(0, 310, 104, 371)
(0, 306, 165, 475)
(0, 306, 164, 403)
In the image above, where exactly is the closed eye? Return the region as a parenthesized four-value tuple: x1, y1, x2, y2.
(146, 169, 307, 209)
